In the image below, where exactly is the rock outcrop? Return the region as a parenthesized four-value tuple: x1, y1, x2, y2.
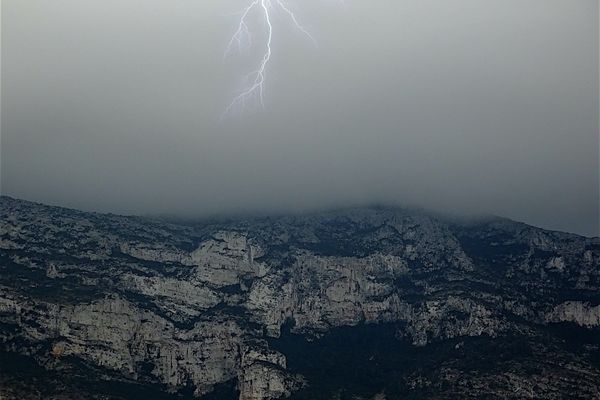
(0, 196, 599, 399)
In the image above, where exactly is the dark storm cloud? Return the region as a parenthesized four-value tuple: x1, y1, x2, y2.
(1, 0, 598, 236)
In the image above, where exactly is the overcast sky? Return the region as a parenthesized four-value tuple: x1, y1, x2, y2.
(1, 0, 599, 236)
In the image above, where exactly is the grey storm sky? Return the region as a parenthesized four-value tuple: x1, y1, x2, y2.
(1, 0, 599, 236)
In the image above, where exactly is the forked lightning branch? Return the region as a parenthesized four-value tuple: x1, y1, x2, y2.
(223, 0, 315, 117)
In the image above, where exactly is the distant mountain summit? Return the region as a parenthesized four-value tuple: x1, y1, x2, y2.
(1, 196, 599, 399)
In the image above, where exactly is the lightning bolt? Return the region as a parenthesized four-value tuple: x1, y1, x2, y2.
(275, 0, 317, 46)
(222, 0, 315, 118)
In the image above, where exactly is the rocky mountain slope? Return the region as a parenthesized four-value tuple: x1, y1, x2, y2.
(0, 196, 599, 399)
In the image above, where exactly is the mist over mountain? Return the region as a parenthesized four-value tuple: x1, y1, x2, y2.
(2, 0, 598, 236)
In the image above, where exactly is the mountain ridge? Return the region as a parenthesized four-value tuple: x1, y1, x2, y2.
(3, 194, 589, 239)
(1, 196, 599, 399)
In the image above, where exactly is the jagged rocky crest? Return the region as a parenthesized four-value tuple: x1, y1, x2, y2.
(0, 196, 599, 399)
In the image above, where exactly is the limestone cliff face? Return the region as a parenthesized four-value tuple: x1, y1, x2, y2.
(546, 301, 600, 328)
(0, 196, 599, 399)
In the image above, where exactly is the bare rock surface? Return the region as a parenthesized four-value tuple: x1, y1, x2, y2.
(0, 196, 599, 399)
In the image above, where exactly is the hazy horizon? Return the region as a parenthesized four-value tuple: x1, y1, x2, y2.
(2, 0, 599, 236)
(1, 193, 597, 240)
